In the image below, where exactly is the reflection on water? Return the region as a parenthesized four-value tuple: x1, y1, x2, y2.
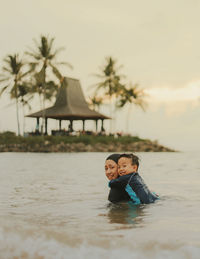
(107, 203, 146, 226)
(0, 152, 200, 258)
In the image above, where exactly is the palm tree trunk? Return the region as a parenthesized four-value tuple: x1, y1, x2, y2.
(15, 97, 20, 136)
(41, 62, 47, 135)
(108, 85, 113, 133)
(126, 104, 132, 134)
(22, 103, 25, 136)
(14, 81, 20, 136)
(109, 96, 113, 134)
(41, 92, 45, 135)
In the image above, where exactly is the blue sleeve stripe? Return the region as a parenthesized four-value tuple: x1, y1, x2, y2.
(125, 184, 141, 204)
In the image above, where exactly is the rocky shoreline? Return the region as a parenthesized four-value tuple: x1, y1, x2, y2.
(0, 140, 175, 152)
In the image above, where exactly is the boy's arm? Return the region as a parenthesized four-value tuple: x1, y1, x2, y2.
(109, 176, 127, 189)
(129, 175, 157, 204)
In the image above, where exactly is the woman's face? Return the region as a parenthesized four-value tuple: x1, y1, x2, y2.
(105, 159, 118, 180)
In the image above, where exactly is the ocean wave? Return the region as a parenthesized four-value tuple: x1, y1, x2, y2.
(0, 228, 200, 259)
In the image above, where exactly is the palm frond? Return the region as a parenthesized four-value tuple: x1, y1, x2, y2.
(52, 46, 65, 56)
(0, 77, 10, 83)
(28, 62, 39, 72)
(0, 85, 9, 96)
(55, 61, 73, 70)
(34, 64, 45, 85)
(23, 99, 32, 110)
(48, 37, 55, 53)
(49, 63, 63, 81)
(25, 51, 41, 60)
(2, 66, 12, 73)
(19, 69, 33, 79)
(91, 73, 104, 79)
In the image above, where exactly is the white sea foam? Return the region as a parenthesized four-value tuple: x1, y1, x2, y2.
(0, 228, 200, 259)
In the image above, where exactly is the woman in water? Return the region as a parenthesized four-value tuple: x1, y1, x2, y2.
(105, 154, 130, 203)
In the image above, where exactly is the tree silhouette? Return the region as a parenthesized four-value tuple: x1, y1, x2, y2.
(117, 82, 147, 133)
(0, 54, 30, 135)
(93, 56, 124, 132)
(26, 35, 72, 134)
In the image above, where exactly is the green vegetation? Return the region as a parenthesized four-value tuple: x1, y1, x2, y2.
(0, 131, 144, 145)
(0, 131, 175, 152)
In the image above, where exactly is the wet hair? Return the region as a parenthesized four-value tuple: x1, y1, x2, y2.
(106, 153, 120, 164)
(118, 153, 139, 169)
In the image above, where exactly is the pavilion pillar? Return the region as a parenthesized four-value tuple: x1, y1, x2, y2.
(95, 119, 98, 132)
(59, 120, 62, 131)
(45, 118, 48, 135)
(82, 120, 85, 131)
(101, 119, 105, 132)
(70, 120, 74, 132)
(36, 118, 40, 133)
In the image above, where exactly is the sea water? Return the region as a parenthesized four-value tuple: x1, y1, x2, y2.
(0, 152, 200, 258)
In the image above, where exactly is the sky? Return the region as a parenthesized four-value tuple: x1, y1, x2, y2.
(0, 0, 200, 151)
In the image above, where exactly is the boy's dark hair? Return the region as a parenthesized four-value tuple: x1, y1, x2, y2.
(119, 153, 139, 169)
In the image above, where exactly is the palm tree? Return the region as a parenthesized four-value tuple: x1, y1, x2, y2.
(17, 83, 33, 135)
(94, 56, 124, 132)
(88, 96, 103, 111)
(117, 82, 147, 133)
(0, 54, 30, 135)
(94, 57, 123, 98)
(26, 35, 72, 134)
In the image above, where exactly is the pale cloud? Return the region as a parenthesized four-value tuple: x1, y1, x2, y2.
(146, 81, 200, 117)
(147, 81, 200, 102)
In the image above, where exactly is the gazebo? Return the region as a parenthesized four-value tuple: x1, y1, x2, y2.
(27, 77, 110, 134)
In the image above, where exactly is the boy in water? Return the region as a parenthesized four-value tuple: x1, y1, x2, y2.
(109, 153, 158, 204)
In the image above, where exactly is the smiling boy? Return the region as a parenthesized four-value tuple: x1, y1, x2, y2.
(109, 153, 158, 204)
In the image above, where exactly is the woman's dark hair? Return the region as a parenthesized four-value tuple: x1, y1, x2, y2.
(106, 153, 120, 164)
(119, 153, 139, 169)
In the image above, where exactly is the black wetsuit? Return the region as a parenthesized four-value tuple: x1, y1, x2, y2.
(108, 187, 130, 203)
(109, 173, 158, 204)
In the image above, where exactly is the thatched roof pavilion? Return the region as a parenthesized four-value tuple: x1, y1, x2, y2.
(27, 77, 110, 134)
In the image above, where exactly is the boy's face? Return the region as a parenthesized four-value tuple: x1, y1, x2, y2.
(118, 157, 138, 176)
(105, 160, 118, 180)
